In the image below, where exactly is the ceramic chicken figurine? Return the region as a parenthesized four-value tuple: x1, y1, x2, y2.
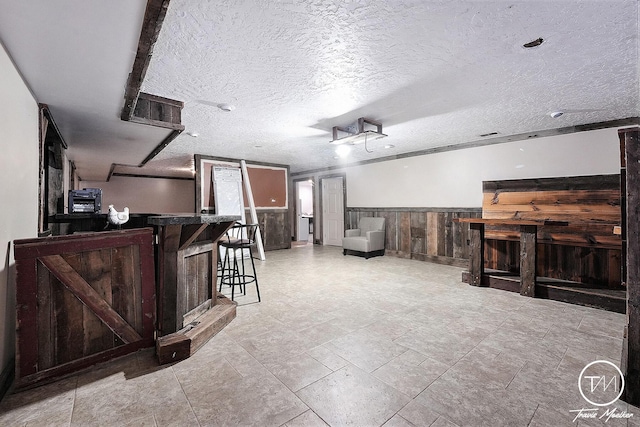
(107, 204, 130, 227)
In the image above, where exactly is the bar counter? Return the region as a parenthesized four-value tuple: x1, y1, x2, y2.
(148, 214, 240, 337)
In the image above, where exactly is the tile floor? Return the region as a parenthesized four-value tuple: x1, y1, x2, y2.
(0, 244, 637, 426)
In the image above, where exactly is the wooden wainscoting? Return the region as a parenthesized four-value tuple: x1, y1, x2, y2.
(346, 208, 482, 267)
(252, 209, 291, 251)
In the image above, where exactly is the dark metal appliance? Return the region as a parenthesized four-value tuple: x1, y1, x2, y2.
(68, 188, 102, 213)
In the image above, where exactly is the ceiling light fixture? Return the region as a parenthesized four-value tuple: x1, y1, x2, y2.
(330, 117, 387, 145)
(549, 111, 564, 118)
(384, 144, 395, 149)
(187, 131, 199, 137)
(217, 103, 235, 112)
(330, 117, 387, 154)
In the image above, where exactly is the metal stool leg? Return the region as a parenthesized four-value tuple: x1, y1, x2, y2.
(231, 248, 239, 301)
(248, 247, 261, 302)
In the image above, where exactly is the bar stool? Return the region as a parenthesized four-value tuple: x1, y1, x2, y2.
(218, 222, 261, 302)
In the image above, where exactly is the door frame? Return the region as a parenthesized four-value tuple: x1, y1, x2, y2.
(319, 173, 347, 246)
(292, 177, 317, 243)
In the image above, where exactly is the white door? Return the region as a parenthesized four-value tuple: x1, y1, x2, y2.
(322, 177, 344, 246)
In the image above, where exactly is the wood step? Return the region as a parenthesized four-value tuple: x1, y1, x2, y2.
(156, 293, 236, 364)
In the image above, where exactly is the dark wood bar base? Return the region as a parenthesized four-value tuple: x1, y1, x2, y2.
(148, 214, 240, 364)
(156, 293, 236, 365)
(462, 270, 625, 313)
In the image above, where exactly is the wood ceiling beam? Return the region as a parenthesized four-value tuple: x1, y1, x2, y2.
(120, 0, 185, 167)
(121, 0, 171, 121)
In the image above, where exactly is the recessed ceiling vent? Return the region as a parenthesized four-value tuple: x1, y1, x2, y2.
(330, 117, 387, 145)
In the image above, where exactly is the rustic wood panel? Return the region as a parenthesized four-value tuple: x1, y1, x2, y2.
(410, 212, 426, 255)
(479, 174, 622, 289)
(79, 249, 114, 355)
(36, 262, 54, 371)
(398, 212, 412, 258)
(469, 223, 484, 286)
(520, 225, 537, 296)
(622, 128, 640, 405)
(14, 229, 155, 389)
(379, 211, 397, 252)
(426, 212, 438, 256)
(484, 240, 621, 287)
(482, 175, 620, 225)
(255, 210, 290, 250)
(444, 212, 454, 258)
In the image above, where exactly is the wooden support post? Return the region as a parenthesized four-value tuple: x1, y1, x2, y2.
(620, 129, 628, 288)
(623, 128, 640, 405)
(519, 225, 537, 297)
(469, 222, 485, 286)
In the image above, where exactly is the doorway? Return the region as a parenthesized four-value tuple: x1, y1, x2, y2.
(294, 178, 315, 243)
(321, 175, 345, 246)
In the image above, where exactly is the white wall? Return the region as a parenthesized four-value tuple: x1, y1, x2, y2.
(0, 43, 39, 377)
(80, 175, 195, 213)
(347, 128, 621, 207)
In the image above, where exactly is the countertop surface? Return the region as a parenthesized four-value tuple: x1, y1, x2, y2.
(147, 214, 241, 226)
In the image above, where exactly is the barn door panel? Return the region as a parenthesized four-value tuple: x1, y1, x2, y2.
(14, 229, 155, 389)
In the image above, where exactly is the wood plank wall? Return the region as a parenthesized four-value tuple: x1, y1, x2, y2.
(481, 174, 622, 288)
(251, 209, 291, 251)
(346, 208, 482, 267)
(196, 209, 290, 252)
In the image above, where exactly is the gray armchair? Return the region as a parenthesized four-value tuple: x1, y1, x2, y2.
(342, 217, 386, 259)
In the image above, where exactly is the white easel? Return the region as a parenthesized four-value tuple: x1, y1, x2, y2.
(211, 164, 265, 261)
(241, 160, 265, 261)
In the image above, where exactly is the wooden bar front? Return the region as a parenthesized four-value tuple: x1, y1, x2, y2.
(13, 229, 156, 389)
(148, 214, 240, 364)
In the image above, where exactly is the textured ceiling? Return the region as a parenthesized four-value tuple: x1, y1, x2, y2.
(0, 0, 173, 181)
(1, 1, 639, 181)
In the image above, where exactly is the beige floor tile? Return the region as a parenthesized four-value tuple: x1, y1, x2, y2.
(396, 399, 440, 426)
(296, 365, 410, 426)
(430, 416, 461, 427)
(71, 370, 151, 425)
(382, 414, 415, 427)
(415, 375, 537, 426)
(0, 376, 76, 426)
(325, 329, 408, 373)
(373, 350, 443, 398)
(306, 345, 349, 372)
(284, 409, 329, 427)
(182, 369, 307, 426)
(266, 353, 332, 392)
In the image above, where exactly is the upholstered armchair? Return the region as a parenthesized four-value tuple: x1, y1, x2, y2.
(342, 217, 386, 259)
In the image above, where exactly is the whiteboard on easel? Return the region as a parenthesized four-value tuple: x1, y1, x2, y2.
(212, 167, 245, 221)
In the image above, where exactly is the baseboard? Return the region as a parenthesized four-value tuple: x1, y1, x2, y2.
(0, 358, 15, 403)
